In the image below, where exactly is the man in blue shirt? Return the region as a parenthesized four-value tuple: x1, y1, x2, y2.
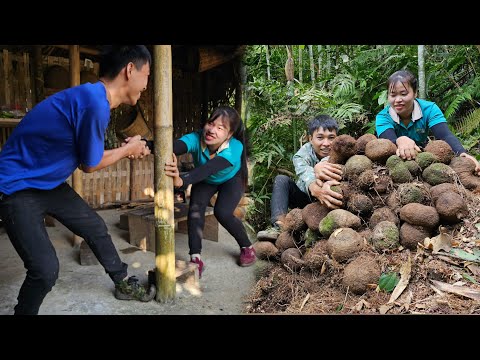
(376, 69, 480, 175)
(0, 46, 153, 315)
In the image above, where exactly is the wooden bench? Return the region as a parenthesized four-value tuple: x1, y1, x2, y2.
(123, 202, 219, 252)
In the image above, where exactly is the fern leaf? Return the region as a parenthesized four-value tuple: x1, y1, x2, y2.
(454, 108, 480, 136)
(444, 93, 469, 119)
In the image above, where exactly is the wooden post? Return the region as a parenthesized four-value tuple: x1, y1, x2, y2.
(33, 45, 56, 227)
(3, 49, 10, 108)
(70, 45, 83, 247)
(32, 45, 44, 105)
(154, 45, 176, 302)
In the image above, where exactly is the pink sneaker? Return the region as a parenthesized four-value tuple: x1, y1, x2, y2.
(190, 257, 204, 278)
(239, 246, 257, 267)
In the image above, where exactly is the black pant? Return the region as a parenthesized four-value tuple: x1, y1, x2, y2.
(188, 174, 251, 255)
(0, 183, 127, 315)
(270, 175, 311, 227)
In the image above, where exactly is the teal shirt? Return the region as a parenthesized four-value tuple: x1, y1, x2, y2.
(179, 130, 243, 185)
(375, 98, 447, 147)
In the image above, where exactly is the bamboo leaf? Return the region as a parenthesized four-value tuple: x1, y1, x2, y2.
(462, 273, 478, 285)
(449, 248, 480, 262)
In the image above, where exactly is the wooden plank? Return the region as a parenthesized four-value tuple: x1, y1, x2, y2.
(0, 118, 22, 127)
(126, 203, 218, 252)
(127, 206, 155, 249)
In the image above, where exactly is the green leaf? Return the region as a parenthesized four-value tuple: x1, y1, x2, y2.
(462, 273, 479, 285)
(378, 272, 399, 293)
(335, 304, 343, 312)
(449, 248, 480, 262)
(377, 90, 387, 107)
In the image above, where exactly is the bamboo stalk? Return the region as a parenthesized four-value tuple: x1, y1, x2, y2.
(70, 45, 83, 247)
(154, 45, 176, 302)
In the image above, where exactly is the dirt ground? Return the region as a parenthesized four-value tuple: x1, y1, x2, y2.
(0, 208, 258, 315)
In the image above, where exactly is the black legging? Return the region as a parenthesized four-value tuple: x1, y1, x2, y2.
(187, 173, 251, 255)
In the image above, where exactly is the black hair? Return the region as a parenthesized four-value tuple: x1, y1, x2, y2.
(202, 106, 249, 189)
(307, 115, 339, 136)
(388, 70, 418, 94)
(99, 45, 152, 79)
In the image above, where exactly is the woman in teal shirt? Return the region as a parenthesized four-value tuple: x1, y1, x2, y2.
(376, 69, 480, 175)
(165, 106, 255, 277)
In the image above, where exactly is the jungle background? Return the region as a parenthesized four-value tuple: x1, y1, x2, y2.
(242, 45, 480, 233)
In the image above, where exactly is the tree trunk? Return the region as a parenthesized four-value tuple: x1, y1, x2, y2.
(418, 45, 426, 99)
(317, 45, 322, 78)
(285, 46, 297, 152)
(298, 45, 303, 83)
(326, 45, 331, 76)
(265, 45, 271, 80)
(308, 45, 315, 82)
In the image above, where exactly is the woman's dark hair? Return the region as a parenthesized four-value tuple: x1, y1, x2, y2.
(99, 45, 152, 79)
(202, 106, 249, 189)
(307, 115, 339, 136)
(388, 70, 418, 94)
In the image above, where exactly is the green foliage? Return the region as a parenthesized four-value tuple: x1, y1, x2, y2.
(243, 44, 480, 232)
(378, 272, 399, 293)
(453, 108, 480, 136)
(444, 92, 471, 120)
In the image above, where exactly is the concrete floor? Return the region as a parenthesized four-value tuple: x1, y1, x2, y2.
(0, 208, 257, 315)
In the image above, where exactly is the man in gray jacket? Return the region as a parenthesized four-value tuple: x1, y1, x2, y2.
(257, 115, 343, 241)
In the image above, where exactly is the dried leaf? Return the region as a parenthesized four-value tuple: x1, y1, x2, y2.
(435, 255, 459, 265)
(320, 261, 326, 275)
(424, 232, 452, 253)
(388, 254, 412, 304)
(379, 303, 393, 314)
(362, 299, 371, 309)
(354, 300, 364, 311)
(467, 264, 480, 277)
(403, 290, 413, 311)
(299, 293, 310, 311)
(430, 284, 445, 296)
(430, 280, 480, 301)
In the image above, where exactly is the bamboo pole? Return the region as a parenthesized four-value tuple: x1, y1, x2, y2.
(70, 45, 83, 247)
(153, 45, 176, 302)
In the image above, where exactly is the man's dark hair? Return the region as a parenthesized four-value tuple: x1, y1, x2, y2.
(307, 115, 339, 136)
(99, 45, 152, 79)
